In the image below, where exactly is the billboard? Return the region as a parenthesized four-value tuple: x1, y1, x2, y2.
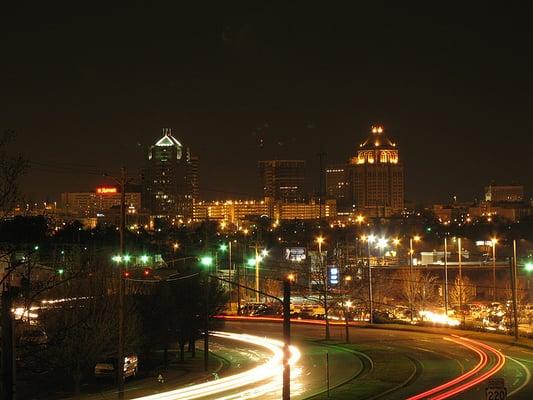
(285, 247, 306, 262)
(328, 266, 339, 285)
(96, 187, 118, 194)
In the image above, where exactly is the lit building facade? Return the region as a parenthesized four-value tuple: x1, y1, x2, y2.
(258, 160, 306, 203)
(348, 126, 404, 217)
(188, 155, 200, 201)
(485, 184, 524, 203)
(193, 200, 269, 223)
(192, 199, 336, 223)
(60, 187, 141, 217)
(142, 128, 193, 218)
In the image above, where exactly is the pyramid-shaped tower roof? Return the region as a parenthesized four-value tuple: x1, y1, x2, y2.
(359, 125, 396, 150)
(155, 128, 182, 147)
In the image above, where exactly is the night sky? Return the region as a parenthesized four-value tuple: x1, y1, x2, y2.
(2, 2, 532, 204)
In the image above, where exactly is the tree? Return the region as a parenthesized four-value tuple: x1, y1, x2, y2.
(37, 268, 141, 393)
(0, 131, 27, 216)
(449, 275, 476, 307)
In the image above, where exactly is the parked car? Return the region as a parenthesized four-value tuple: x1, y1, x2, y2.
(95, 354, 138, 379)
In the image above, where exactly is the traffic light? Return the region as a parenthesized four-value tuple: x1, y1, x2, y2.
(247, 257, 256, 267)
(57, 269, 65, 276)
(140, 254, 149, 264)
(525, 262, 533, 272)
(143, 268, 151, 277)
(219, 243, 228, 252)
(34, 245, 39, 251)
(123, 271, 131, 278)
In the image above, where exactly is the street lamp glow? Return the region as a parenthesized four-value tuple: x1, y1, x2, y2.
(261, 249, 268, 257)
(140, 255, 149, 263)
(368, 234, 376, 244)
(200, 256, 214, 267)
(112, 255, 122, 263)
(491, 237, 498, 245)
(173, 242, 179, 250)
(356, 215, 365, 224)
(413, 235, 421, 242)
(392, 238, 401, 246)
(525, 262, 533, 272)
(316, 236, 325, 245)
(376, 237, 388, 249)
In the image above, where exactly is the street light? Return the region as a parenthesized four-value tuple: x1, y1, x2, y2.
(491, 237, 498, 301)
(525, 262, 533, 272)
(409, 235, 421, 322)
(315, 236, 330, 340)
(361, 234, 375, 323)
(200, 256, 214, 267)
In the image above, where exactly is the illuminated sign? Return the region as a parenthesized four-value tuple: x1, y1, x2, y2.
(96, 187, 118, 194)
(328, 266, 339, 285)
(285, 247, 306, 262)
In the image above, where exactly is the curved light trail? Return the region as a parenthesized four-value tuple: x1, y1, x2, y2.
(133, 331, 301, 400)
(408, 335, 506, 400)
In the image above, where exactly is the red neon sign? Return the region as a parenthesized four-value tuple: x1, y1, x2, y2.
(96, 187, 118, 194)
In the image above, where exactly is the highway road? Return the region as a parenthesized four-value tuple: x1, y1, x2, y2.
(220, 320, 533, 399)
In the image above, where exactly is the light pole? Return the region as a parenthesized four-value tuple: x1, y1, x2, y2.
(361, 234, 376, 323)
(200, 255, 214, 371)
(458, 237, 463, 317)
(316, 236, 330, 340)
(344, 276, 352, 343)
(491, 237, 498, 301)
(444, 237, 449, 317)
(409, 235, 421, 322)
(511, 240, 519, 341)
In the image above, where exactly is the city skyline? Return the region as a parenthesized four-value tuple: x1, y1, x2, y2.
(4, 3, 532, 203)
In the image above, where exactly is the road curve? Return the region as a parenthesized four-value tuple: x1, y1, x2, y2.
(220, 319, 532, 399)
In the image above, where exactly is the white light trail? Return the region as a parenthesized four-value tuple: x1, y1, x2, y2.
(134, 331, 301, 400)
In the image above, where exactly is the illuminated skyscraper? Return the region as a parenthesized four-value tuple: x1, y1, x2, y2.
(258, 160, 306, 202)
(348, 126, 404, 216)
(142, 128, 193, 219)
(325, 164, 349, 212)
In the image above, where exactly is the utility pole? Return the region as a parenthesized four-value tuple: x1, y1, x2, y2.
(511, 240, 519, 341)
(458, 237, 463, 324)
(368, 240, 373, 324)
(409, 237, 414, 322)
(255, 243, 260, 303)
(282, 280, 291, 400)
(1, 281, 16, 400)
(117, 167, 126, 400)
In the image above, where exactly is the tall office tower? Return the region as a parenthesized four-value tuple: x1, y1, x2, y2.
(258, 160, 306, 202)
(143, 128, 193, 219)
(188, 155, 200, 201)
(348, 125, 404, 217)
(325, 164, 350, 212)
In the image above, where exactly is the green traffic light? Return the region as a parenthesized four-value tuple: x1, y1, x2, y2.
(525, 262, 533, 272)
(247, 257, 257, 267)
(58, 269, 65, 275)
(200, 256, 213, 267)
(219, 244, 228, 252)
(140, 255, 149, 263)
(34, 245, 39, 251)
(123, 255, 131, 263)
